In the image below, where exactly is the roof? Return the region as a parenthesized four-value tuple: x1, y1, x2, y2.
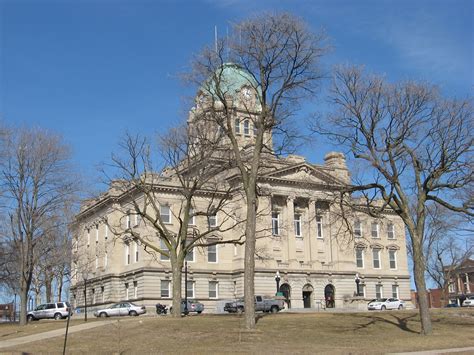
(201, 63, 259, 97)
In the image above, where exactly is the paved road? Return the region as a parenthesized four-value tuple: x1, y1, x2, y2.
(0, 320, 110, 350)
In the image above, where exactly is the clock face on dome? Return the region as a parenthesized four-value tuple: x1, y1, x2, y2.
(242, 87, 252, 99)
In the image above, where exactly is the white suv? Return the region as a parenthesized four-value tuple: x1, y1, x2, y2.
(27, 302, 72, 321)
(462, 296, 474, 307)
(368, 298, 404, 310)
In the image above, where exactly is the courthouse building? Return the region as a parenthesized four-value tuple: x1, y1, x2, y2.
(70, 64, 411, 313)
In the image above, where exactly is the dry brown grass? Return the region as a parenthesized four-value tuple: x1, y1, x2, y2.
(2, 309, 473, 354)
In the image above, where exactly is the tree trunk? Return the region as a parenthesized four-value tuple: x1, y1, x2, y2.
(171, 260, 183, 318)
(57, 273, 64, 302)
(244, 188, 257, 330)
(45, 274, 53, 303)
(412, 237, 433, 335)
(19, 283, 28, 325)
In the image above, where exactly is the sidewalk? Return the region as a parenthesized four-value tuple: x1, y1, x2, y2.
(390, 347, 474, 354)
(0, 320, 110, 350)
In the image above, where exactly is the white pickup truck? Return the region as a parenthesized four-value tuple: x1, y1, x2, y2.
(224, 295, 285, 313)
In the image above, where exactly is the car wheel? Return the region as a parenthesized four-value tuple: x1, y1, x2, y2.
(270, 306, 279, 314)
(129, 310, 138, 317)
(100, 312, 108, 318)
(398, 305, 403, 310)
(381, 306, 386, 311)
(27, 315, 34, 322)
(54, 313, 62, 320)
(197, 311, 202, 314)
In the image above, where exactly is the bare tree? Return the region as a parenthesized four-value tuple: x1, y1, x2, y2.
(315, 65, 473, 335)
(103, 126, 242, 317)
(0, 127, 77, 325)
(186, 12, 327, 329)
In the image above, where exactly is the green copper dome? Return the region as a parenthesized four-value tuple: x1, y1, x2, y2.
(201, 63, 258, 97)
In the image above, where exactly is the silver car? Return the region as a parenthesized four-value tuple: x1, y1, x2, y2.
(93, 302, 146, 317)
(27, 302, 72, 321)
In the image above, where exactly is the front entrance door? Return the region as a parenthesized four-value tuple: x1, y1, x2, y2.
(324, 284, 335, 308)
(303, 291, 312, 308)
(280, 284, 291, 309)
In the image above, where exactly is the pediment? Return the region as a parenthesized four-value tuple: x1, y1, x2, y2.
(262, 163, 342, 186)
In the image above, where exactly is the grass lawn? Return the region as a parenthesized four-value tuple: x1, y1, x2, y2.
(1, 309, 473, 354)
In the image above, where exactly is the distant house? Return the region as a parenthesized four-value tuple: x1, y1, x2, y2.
(445, 258, 474, 305)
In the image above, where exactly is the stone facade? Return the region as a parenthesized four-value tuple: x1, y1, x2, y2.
(70, 65, 411, 314)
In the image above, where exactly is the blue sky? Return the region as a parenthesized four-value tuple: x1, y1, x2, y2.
(1, 0, 473, 193)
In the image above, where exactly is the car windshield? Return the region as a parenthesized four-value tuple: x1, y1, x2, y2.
(377, 298, 387, 302)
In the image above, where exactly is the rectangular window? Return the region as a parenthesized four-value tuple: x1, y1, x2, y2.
(448, 283, 455, 293)
(373, 248, 381, 269)
(387, 223, 395, 239)
(243, 120, 250, 135)
(134, 241, 139, 262)
(160, 239, 170, 261)
(234, 119, 240, 134)
(316, 215, 323, 238)
(185, 247, 195, 262)
(359, 284, 366, 297)
(134, 214, 139, 227)
(389, 250, 397, 269)
(354, 221, 362, 238)
(294, 214, 302, 237)
(92, 288, 95, 304)
(208, 244, 218, 263)
(134, 281, 138, 299)
(356, 248, 364, 268)
(161, 280, 170, 298)
(376, 284, 383, 299)
(209, 281, 218, 299)
(189, 208, 195, 226)
(160, 205, 171, 224)
(101, 286, 105, 303)
(126, 213, 131, 229)
(125, 283, 129, 300)
(125, 243, 130, 265)
(208, 213, 217, 228)
(392, 285, 399, 298)
(371, 222, 379, 238)
(95, 225, 99, 243)
(271, 211, 279, 236)
(186, 281, 195, 298)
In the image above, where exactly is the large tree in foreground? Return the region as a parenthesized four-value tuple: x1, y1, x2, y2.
(104, 128, 242, 317)
(316, 66, 473, 335)
(187, 12, 327, 329)
(0, 127, 77, 325)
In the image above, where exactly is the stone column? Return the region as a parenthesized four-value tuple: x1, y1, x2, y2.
(307, 200, 316, 262)
(286, 195, 297, 267)
(466, 273, 470, 293)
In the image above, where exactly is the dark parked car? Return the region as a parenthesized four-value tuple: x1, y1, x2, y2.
(27, 302, 72, 321)
(170, 300, 204, 314)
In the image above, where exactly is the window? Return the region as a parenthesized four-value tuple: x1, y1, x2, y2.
(272, 212, 280, 236)
(448, 283, 455, 293)
(125, 243, 131, 265)
(316, 215, 323, 238)
(354, 221, 362, 238)
(389, 250, 397, 269)
(160, 239, 169, 261)
(392, 285, 399, 298)
(376, 284, 383, 299)
(209, 281, 218, 299)
(243, 119, 250, 135)
(134, 214, 139, 227)
(87, 229, 90, 247)
(208, 244, 218, 263)
(134, 241, 139, 262)
(188, 208, 195, 226)
(101, 286, 105, 303)
(208, 213, 217, 228)
(160, 205, 171, 224)
(161, 280, 170, 298)
(126, 213, 131, 229)
(294, 214, 302, 237)
(186, 281, 195, 298)
(356, 248, 364, 268)
(125, 283, 129, 300)
(186, 247, 195, 262)
(371, 222, 379, 238)
(359, 283, 366, 297)
(387, 223, 395, 239)
(92, 288, 96, 304)
(95, 225, 99, 243)
(234, 119, 240, 134)
(373, 248, 381, 269)
(134, 281, 138, 298)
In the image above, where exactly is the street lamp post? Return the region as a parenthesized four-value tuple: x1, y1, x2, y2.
(13, 293, 16, 322)
(184, 260, 189, 316)
(355, 273, 360, 297)
(82, 273, 88, 322)
(275, 271, 281, 294)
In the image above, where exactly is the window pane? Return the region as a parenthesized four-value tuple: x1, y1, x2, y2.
(208, 244, 217, 262)
(160, 205, 171, 223)
(371, 223, 379, 238)
(373, 249, 380, 268)
(234, 119, 240, 133)
(392, 285, 398, 298)
(186, 248, 194, 262)
(208, 214, 217, 228)
(161, 280, 170, 298)
(186, 281, 194, 298)
(244, 120, 250, 135)
(387, 223, 395, 239)
(356, 249, 364, 268)
(272, 212, 279, 235)
(209, 281, 218, 298)
(316, 215, 323, 238)
(160, 239, 170, 261)
(294, 214, 302, 236)
(354, 221, 362, 237)
(376, 285, 383, 299)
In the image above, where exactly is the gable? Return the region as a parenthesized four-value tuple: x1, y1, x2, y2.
(261, 163, 343, 186)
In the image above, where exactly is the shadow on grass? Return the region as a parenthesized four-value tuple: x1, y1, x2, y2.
(351, 313, 419, 334)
